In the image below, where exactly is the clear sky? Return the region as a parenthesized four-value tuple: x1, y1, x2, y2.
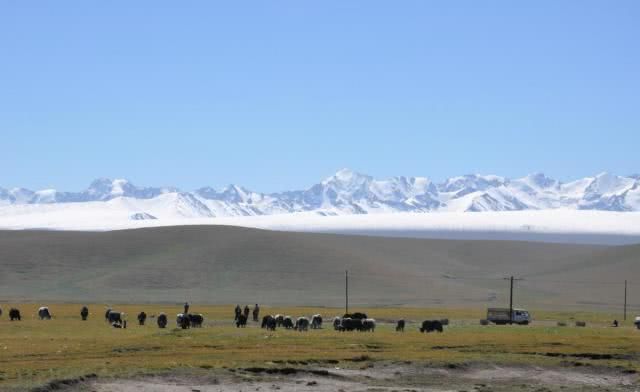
(1, 1, 638, 192)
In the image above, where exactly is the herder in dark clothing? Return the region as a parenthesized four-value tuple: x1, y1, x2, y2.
(252, 304, 260, 322)
(243, 305, 250, 320)
(184, 302, 190, 314)
(234, 305, 242, 320)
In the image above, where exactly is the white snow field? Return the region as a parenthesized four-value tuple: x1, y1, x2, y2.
(1, 200, 639, 245)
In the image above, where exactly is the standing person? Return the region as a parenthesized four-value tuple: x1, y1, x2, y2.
(252, 304, 260, 322)
(234, 305, 241, 320)
(184, 302, 190, 315)
(243, 305, 250, 320)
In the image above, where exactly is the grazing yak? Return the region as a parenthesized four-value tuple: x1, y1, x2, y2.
(311, 314, 323, 329)
(339, 317, 362, 331)
(157, 313, 168, 328)
(361, 318, 376, 332)
(81, 306, 89, 321)
(138, 312, 147, 326)
(236, 314, 248, 328)
(262, 315, 276, 330)
(333, 317, 341, 330)
(177, 313, 191, 329)
(283, 316, 294, 329)
(396, 319, 405, 332)
(274, 314, 284, 327)
(295, 317, 310, 331)
(38, 307, 52, 320)
(189, 314, 204, 328)
(9, 308, 21, 321)
(420, 320, 444, 333)
(105, 309, 124, 324)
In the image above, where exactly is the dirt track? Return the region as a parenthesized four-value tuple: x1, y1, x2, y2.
(73, 363, 638, 392)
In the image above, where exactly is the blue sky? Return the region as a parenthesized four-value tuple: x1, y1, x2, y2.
(1, 1, 638, 192)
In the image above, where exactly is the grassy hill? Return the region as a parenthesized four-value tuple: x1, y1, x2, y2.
(0, 226, 638, 311)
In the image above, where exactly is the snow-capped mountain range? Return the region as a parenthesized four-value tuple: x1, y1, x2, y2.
(2, 169, 640, 220)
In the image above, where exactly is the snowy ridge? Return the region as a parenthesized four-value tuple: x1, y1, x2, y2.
(1, 170, 640, 231)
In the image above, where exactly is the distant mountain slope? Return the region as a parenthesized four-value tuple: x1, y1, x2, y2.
(1, 225, 637, 310)
(2, 170, 640, 218)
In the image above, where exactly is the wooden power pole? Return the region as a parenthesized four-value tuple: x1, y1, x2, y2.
(624, 280, 627, 321)
(509, 276, 514, 325)
(345, 270, 349, 315)
(504, 275, 523, 325)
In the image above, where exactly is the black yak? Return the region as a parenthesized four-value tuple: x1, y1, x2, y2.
(189, 313, 204, 328)
(138, 311, 147, 326)
(157, 313, 168, 328)
(9, 308, 21, 321)
(283, 316, 294, 329)
(339, 317, 363, 331)
(38, 307, 51, 320)
(311, 314, 323, 329)
(361, 318, 376, 332)
(236, 314, 248, 328)
(81, 306, 89, 321)
(420, 320, 443, 333)
(333, 317, 341, 330)
(177, 313, 191, 329)
(106, 310, 123, 324)
(262, 315, 276, 330)
(261, 315, 273, 328)
(295, 317, 310, 331)
(396, 319, 405, 332)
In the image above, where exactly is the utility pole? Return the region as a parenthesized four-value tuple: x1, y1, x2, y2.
(504, 276, 523, 325)
(509, 276, 514, 325)
(624, 280, 627, 321)
(345, 270, 349, 315)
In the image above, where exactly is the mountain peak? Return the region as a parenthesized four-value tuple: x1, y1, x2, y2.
(334, 168, 360, 180)
(87, 178, 131, 197)
(323, 168, 371, 184)
(523, 172, 556, 188)
(1, 171, 639, 213)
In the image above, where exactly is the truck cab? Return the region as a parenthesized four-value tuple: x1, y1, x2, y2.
(512, 309, 531, 325)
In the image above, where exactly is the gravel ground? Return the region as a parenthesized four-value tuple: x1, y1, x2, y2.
(71, 363, 638, 392)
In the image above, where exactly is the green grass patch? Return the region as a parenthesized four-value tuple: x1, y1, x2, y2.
(0, 303, 638, 389)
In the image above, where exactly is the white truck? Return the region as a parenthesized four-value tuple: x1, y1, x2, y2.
(487, 307, 531, 325)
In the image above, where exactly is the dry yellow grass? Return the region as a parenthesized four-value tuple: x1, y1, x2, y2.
(0, 303, 638, 390)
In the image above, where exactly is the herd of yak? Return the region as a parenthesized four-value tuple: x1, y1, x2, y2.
(0, 306, 446, 333)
